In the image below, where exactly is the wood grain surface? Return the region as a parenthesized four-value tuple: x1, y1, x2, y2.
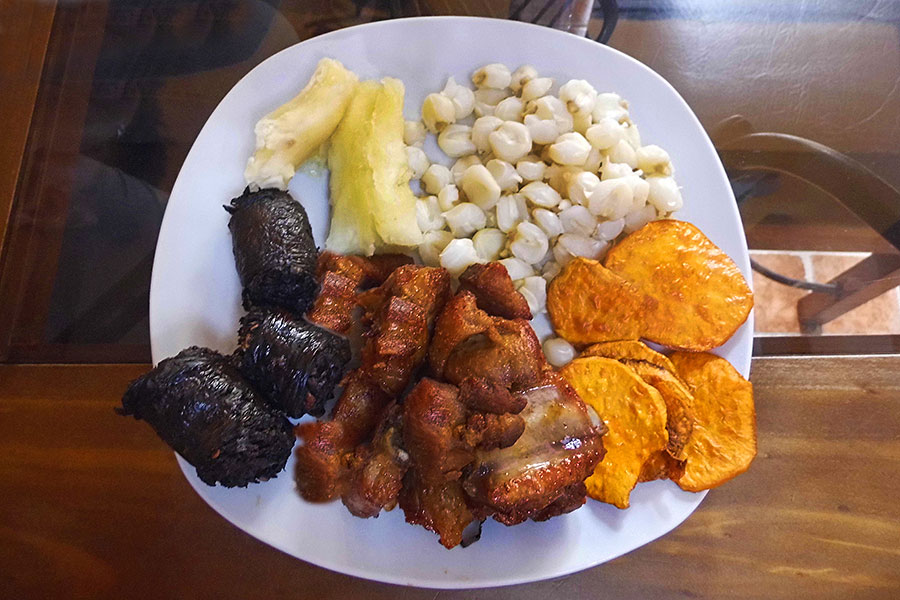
(0, 0, 55, 246)
(0, 0, 109, 360)
(1, 357, 899, 599)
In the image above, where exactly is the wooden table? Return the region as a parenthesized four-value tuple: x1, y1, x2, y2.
(3, 1, 900, 597)
(3, 357, 898, 599)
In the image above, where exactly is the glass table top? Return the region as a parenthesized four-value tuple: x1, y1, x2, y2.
(2, 0, 899, 363)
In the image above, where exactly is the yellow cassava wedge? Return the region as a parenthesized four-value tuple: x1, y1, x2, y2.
(325, 81, 381, 256)
(327, 78, 423, 255)
(245, 58, 358, 190)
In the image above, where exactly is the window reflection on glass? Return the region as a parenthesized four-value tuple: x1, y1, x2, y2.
(2, 0, 900, 362)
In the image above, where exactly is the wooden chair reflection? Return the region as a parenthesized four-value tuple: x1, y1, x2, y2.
(715, 115, 900, 334)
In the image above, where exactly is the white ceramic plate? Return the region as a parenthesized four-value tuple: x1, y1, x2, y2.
(150, 16, 753, 589)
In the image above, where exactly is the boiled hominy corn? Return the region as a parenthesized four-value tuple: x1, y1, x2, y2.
(407, 63, 681, 324)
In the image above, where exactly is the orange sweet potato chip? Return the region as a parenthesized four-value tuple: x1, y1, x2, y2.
(669, 352, 757, 492)
(603, 220, 753, 352)
(638, 450, 685, 483)
(581, 340, 677, 375)
(581, 341, 693, 460)
(623, 360, 694, 461)
(547, 258, 654, 346)
(561, 357, 668, 508)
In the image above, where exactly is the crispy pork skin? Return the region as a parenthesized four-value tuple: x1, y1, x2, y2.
(464, 372, 606, 525)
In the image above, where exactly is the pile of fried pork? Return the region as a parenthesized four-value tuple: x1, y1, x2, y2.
(301, 256, 607, 548)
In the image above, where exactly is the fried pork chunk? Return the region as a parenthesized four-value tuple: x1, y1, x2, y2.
(458, 262, 532, 321)
(428, 291, 545, 390)
(298, 260, 606, 547)
(306, 271, 359, 334)
(418, 291, 606, 538)
(399, 378, 524, 548)
(400, 469, 474, 550)
(457, 377, 526, 415)
(307, 251, 413, 334)
(295, 265, 450, 503)
(464, 372, 606, 525)
(294, 372, 389, 501)
(442, 317, 545, 390)
(345, 372, 529, 528)
(342, 403, 408, 518)
(385, 379, 473, 545)
(402, 379, 474, 483)
(317, 250, 413, 287)
(358, 253, 416, 286)
(358, 265, 451, 395)
(427, 291, 494, 380)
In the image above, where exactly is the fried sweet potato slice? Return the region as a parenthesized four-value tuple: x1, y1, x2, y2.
(622, 360, 694, 460)
(638, 450, 685, 483)
(581, 340, 677, 374)
(561, 357, 668, 509)
(669, 352, 757, 492)
(547, 258, 652, 345)
(580, 341, 694, 476)
(603, 220, 753, 352)
(580, 341, 693, 459)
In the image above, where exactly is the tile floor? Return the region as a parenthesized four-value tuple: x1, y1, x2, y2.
(750, 251, 900, 335)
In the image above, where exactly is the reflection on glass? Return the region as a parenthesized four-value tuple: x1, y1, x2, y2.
(4, 0, 900, 361)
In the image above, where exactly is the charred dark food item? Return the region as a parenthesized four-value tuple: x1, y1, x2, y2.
(119, 346, 295, 487)
(227, 187, 319, 314)
(238, 308, 351, 418)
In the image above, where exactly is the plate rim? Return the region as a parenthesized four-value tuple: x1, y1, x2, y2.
(150, 15, 752, 589)
(175, 454, 708, 589)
